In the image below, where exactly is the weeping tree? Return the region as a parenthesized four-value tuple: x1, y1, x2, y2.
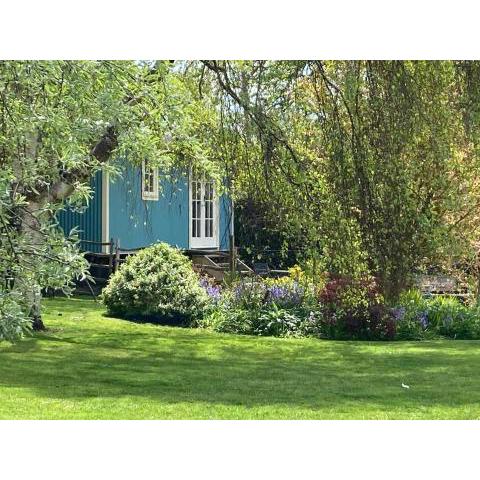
(0, 60, 221, 340)
(200, 60, 480, 300)
(3, 60, 480, 342)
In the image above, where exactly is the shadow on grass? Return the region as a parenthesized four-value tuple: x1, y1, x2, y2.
(102, 312, 192, 328)
(1, 297, 480, 415)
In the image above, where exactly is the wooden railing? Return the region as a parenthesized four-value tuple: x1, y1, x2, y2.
(78, 238, 120, 278)
(79, 239, 149, 280)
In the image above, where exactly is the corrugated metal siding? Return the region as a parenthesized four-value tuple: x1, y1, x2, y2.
(57, 171, 103, 252)
(108, 162, 232, 251)
(109, 164, 189, 249)
(57, 164, 232, 253)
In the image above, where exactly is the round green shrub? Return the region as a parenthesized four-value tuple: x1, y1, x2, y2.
(101, 243, 209, 324)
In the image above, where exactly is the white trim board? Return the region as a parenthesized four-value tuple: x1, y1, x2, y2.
(188, 171, 220, 249)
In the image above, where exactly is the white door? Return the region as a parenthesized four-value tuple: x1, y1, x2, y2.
(189, 173, 219, 249)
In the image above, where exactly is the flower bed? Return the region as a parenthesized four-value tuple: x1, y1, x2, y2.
(198, 269, 480, 341)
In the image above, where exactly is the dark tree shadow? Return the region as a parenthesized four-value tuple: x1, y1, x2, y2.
(1, 297, 480, 418)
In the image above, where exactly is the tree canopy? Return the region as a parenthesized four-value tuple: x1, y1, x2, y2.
(2, 60, 480, 341)
(0, 60, 220, 339)
(200, 60, 480, 299)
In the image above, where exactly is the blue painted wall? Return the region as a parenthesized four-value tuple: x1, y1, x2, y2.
(58, 163, 231, 251)
(109, 163, 231, 250)
(109, 164, 189, 249)
(57, 171, 103, 252)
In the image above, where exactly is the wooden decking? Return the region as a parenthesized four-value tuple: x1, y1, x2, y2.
(80, 245, 253, 285)
(186, 249, 252, 281)
(416, 274, 470, 300)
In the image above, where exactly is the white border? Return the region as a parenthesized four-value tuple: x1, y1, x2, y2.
(1, 1, 480, 59)
(2, 421, 479, 480)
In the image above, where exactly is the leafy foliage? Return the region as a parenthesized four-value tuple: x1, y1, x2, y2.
(0, 60, 222, 337)
(198, 269, 395, 340)
(200, 60, 480, 300)
(198, 268, 480, 341)
(395, 290, 480, 340)
(5, 60, 480, 340)
(319, 275, 396, 340)
(0, 291, 31, 342)
(252, 305, 305, 337)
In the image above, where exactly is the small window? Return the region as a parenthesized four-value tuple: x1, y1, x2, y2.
(142, 160, 159, 201)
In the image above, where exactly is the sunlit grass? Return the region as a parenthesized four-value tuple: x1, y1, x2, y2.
(1, 296, 479, 419)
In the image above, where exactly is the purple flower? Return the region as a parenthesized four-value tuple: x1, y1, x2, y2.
(268, 285, 286, 300)
(199, 277, 222, 302)
(418, 311, 429, 329)
(392, 306, 406, 322)
(266, 282, 304, 305)
(206, 285, 221, 301)
(234, 284, 248, 300)
(233, 281, 266, 304)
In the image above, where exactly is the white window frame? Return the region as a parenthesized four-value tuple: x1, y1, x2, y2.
(189, 170, 219, 249)
(141, 160, 159, 201)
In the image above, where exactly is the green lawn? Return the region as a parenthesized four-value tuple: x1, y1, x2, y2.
(1, 297, 480, 419)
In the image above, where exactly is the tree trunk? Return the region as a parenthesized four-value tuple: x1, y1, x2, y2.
(18, 200, 48, 331)
(14, 272, 45, 331)
(11, 126, 118, 330)
(29, 286, 45, 331)
(32, 316, 46, 331)
(475, 251, 480, 306)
